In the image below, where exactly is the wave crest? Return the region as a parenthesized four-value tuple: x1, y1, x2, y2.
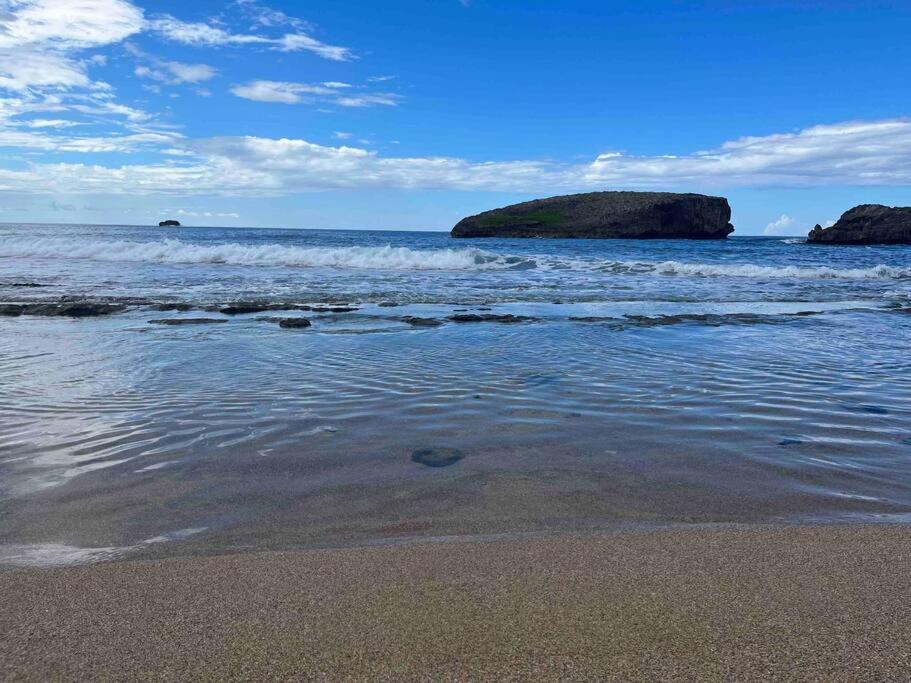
(0, 237, 527, 271)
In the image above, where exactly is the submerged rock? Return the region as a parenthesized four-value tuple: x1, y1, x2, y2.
(277, 318, 312, 329)
(148, 318, 227, 325)
(451, 191, 734, 239)
(398, 316, 444, 327)
(152, 302, 195, 312)
(220, 303, 287, 315)
(448, 313, 538, 323)
(308, 306, 359, 313)
(808, 204, 911, 244)
(411, 447, 464, 468)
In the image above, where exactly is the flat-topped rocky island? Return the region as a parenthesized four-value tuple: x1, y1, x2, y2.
(451, 191, 734, 239)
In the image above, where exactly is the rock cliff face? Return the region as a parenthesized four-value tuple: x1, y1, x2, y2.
(807, 205, 911, 244)
(451, 191, 734, 239)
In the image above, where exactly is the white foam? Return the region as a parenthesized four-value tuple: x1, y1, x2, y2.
(649, 260, 910, 280)
(0, 237, 522, 271)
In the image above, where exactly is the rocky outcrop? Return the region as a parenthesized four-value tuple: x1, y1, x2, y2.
(808, 205, 911, 244)
(451, 191, 734, 239)
(159, 220, 180, 227)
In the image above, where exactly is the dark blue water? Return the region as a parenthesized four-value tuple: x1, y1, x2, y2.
(1, 224, 910, 565)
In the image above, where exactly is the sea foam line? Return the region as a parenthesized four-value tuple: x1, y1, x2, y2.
(648, 260, 910, 280)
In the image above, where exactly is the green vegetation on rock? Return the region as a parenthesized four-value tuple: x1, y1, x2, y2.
(477, 211, 564, 228)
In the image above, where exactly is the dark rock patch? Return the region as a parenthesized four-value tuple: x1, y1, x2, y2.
(277, 318, 312, 329)
(7, 282, 49, 288)
(398, 316, 444, 327)
(220, 303, 289, 315)
(808, 204, 911, 244)
(308, 306, 359, 313)
(148, 318, 227, 325)
(159, 219, 180, 227)
(569, 316, 620, 323)
(0, 302, 126, 317)
(452, 191, 734, 239)
(377, 302, 400, 307)
(411, 447, 464, 468)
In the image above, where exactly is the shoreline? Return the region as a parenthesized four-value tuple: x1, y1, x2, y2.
(3, 523, 910, 680)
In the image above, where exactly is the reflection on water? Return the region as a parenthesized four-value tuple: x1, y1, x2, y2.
(1, 307, 910, 563)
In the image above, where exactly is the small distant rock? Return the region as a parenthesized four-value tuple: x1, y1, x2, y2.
(159, 220, 181, 227)
(411, 447, 464, 468)
(148, 318, 227, 325)
(278, 318, 312, 329)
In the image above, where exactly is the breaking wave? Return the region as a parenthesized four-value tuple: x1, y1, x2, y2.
(2, 237, 908, 280)
(0, 237, 529, 271)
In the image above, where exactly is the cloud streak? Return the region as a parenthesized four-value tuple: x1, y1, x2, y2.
(230, 80, 400, 107)
(146, 14, 353, 61)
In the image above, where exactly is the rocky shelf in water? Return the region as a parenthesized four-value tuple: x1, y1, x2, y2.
(808, 204, 911, 244)
(451, 191, 734, 239)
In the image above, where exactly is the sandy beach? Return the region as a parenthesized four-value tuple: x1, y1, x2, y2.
(2, 523, 910, 681)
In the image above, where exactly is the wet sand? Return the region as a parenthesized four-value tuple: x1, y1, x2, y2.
(2, 524, 910, 681)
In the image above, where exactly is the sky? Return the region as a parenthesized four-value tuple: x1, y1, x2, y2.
(0, 0, 910, 234)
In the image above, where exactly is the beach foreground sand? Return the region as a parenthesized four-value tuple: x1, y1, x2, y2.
(2, 524, 910, 680)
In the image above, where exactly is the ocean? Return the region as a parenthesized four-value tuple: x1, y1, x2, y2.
(1, 223, 910, 565)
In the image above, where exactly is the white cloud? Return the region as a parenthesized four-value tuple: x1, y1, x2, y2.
(126, 43, 216, 87)
(0, 0, 143, 49)
(584, 119, 911, 187)
(332, 131, 352, 139)
(322, 81, 351, 89)
(134, 61, 215, 85)
(23, 118, 80, 128)
(147, 14, 352, 61)
(763, 214, 799, 236)
(230, 80, 336, 104)
(274, 33, 351, 60)
(3, 118, 911, 197)
(0, 50, 90, 91)
(145, 16, 267, 47)
(335, 93, 401, 108)
(0, 0, 143, 92)
(230, 80, 398, 107)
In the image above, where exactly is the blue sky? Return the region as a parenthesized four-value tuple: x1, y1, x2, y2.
(1, 0, 910, 234)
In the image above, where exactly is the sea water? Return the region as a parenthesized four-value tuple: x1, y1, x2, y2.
(1, 223, 910, 563)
